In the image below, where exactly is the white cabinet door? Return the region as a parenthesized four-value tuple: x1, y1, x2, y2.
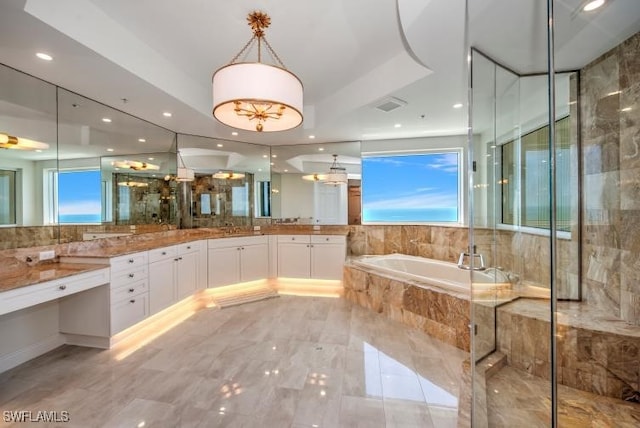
(311, 243, 346, 280)
(176, 250, 198, 299)
(149, 257, 176, 314)
(277, 242, 311, 278)
(208, 246, 241, 287)
(241, 243, 269, 282)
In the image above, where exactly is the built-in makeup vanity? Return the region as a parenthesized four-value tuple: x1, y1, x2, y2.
(0, 229, 347, 372)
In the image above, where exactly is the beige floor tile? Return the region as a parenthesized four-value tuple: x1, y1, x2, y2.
(0, 295, 470, 428)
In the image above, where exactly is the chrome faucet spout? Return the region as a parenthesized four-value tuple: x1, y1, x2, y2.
(457, 251, 487, 271)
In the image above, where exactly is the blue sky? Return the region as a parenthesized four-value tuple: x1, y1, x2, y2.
(58, 170, 101, 215)
(362, 152, 459, 211)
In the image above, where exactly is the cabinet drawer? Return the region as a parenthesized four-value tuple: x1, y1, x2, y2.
(111, 293, 149, 335)
(148, 245, 178, 264)
(177, 241, 199, 255)
(110, 252, 148, 273)
(111, 278, 148, 303)
(0, 268, 110, 316)
(110, 266, 148, 288)
(311, 235, 346, 245)
(276, 235, 311, 243)
(208, 235, 268, 249)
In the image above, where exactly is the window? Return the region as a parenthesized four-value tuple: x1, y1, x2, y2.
(501, 117, 571, 231)
(255, 180, 271, 217)
(0, 169, 16, 225)
(362, 151, 461, 223)
(57, 169, 102, 223)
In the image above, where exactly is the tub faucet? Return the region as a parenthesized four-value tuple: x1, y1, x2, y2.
(457, 251, 486, 271)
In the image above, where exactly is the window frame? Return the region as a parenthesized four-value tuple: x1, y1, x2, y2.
(45, 167, 102, 225)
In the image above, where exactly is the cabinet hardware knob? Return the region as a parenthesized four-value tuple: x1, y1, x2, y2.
(326, 238, 329, 241)
(179, 257, 183, 260)
(130, 299, 136, 303)
(187, 246, 191, 249)
(241, 247, 245, 250)
(128, 259, 134, 263)
(59, 285, 67, 290)
(174, 258, 180, 261)
(237, 247, 241, 251)
(311, 244, 314, 247)
(128, 273, 135, 278)
(162, 251, 167, 255)
(129, 288, 135, 292)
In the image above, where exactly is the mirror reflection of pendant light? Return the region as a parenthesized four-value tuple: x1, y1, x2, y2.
(176, 151, 195, 182)
(324, 154, 348, 186)
(117, 181, 149, 188)
(112, 160, 160, 171)
(212, 171, 246, 180)
(302, 173, 328, 182)
(212, 11, 303, 132)
(0, 132, 49, 151)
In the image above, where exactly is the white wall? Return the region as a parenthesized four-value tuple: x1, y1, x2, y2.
(0, 302, 63, 372)
(279, 173, 315, 220)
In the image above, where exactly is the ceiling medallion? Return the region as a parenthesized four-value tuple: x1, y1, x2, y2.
(212, 11, 303, 132)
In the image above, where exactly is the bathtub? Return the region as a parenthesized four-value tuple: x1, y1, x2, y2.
(351, 254, 504, 297)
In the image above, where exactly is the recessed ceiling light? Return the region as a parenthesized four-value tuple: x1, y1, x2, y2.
(583, 0, 605, 12)
(231, 132, 238, 136)
(272, 154, 277, 158)
(270, 162, 275, 166)
(284, 169, 289, 172)
(453, 103, 464, 109)
(217, 143, 223, 147)
(107, 148, 114, 152)
(102, 117, 112, 123)
(308, 135, 315, 139)
(36, 52, 53, 61)
(138, 138, 146, 143)
(262, 154, 268, 158)
(318, 147, 324, 151)
(163, 112, 172, 117)
(258, 168, 262, 172)
(394, 123, 402, 128)
(148, 157, 154, 161)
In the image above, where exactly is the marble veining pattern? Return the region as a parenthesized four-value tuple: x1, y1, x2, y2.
(581, 31, 640, 325)
(0, 296, 468, 428)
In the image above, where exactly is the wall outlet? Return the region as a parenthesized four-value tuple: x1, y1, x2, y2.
(39, 250, 55, 260)
(313, 225, 321, 230)
(253, 225, 261, 231)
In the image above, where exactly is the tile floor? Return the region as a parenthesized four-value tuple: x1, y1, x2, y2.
(0, 296, 468, 427)
(486, 366, 640, 427)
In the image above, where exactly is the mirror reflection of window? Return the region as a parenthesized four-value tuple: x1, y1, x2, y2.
(0, 170, 16, 225)
(256, 181, 271, 217)
(58, 169, 102, 224)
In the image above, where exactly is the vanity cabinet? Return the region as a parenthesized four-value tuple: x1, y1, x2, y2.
(109, 252, 150, 334)
(207, 236, 269, 288)
(276, 235, 346, 280)
(148, 242, 203, 315)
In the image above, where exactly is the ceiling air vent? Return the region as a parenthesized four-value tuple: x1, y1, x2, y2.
(373, 97, 407, 113)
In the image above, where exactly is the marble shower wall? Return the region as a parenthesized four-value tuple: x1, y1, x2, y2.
(581, 32, 640, 325)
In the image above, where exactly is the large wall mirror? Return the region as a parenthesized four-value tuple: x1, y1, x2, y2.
(0, 64, 58, 248)
(270, 141, 361, 225)
(0, 62, 178, 250)
(177, 134, 271, 229)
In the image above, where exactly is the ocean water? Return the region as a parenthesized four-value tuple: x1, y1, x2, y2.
(363, 208, 458, 223)
(59, 214, 102, 224)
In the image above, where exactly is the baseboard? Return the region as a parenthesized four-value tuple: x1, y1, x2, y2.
(62, 333, 111, 349)
(0, 334, 65, 373)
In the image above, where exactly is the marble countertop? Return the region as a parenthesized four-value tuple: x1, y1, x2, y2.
(59, 229, 348, 259)
(1, 228, 349, 292)
(0, 262, 108, 293)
